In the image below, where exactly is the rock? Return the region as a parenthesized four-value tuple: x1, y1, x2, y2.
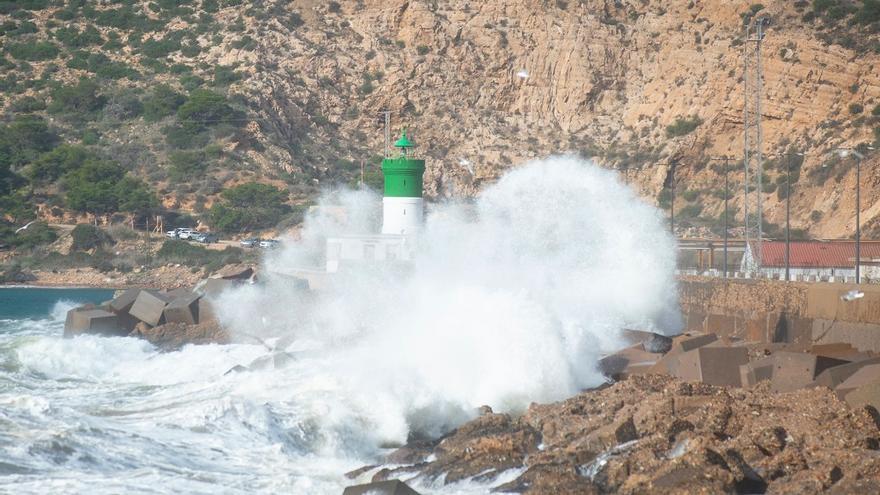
(664, 346, 749, 387)
(370, 375, 880, 493)
(211, 264, 254, 280)
(621, 329, 673, 354)
(599, 344, 663, 379)
(129, 320, 229, 351)
(342, 479, 421, 495)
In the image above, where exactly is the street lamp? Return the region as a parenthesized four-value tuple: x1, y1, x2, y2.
(833, 147, 873, 284)
(709, 156, 736, 277)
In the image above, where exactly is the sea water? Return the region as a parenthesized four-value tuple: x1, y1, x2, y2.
(0, 157, 680, 494)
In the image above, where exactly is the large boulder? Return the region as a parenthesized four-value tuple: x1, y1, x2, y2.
(128, 319, 230, 351)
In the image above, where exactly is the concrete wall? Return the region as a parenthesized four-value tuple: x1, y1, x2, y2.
(678, 277, 880, 352)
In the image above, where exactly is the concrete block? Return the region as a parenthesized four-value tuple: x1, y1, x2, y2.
(129, 291, 172, 327)
(815, 357, 880, 392)
(667, 346, 749, 387)
(167, 287, 196, 299)
(844, 382, 880, 410)
(109, 289, 140, 313)
(684, 312, 706, 333)
(739, 356, 775, 387)
(163, 294, 201, 325)
(198, 297, 219, 323)
(671, 333, 718, 354)
(620, 329, 673, 354)
(706, 313, 738, 338)
(836, 364, 880, 392)
(599, 344, 664, 379)
(811, 343, 873, 361)
(64, 309, 121, 338)
(212, 264, 254, 280)
(198, 278, 236, 297)
(812, 319, 880, 353)
(770, 352, 850, 393)
(343, 480, 421, 495)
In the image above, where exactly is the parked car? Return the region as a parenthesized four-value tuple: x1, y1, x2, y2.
(176, 228, 198, 240)
(259, 239, 280, 249)
(165, 228, 191, 238)
(192, 232, 218, 244)
(240, 238, 261, 248)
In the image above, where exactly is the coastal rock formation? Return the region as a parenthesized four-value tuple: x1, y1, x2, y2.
(359, 375, 880, 493)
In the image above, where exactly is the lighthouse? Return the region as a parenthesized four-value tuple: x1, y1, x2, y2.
(381, 129, 426, 235)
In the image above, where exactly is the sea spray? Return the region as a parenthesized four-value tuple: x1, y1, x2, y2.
(216, 156, 681, 445)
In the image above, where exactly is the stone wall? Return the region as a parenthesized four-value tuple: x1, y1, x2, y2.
(678, 277, 880, 352)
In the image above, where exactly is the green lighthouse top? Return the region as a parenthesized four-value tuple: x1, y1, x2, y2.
(382, 128, 425, 198)
(394, 129, 414, 155)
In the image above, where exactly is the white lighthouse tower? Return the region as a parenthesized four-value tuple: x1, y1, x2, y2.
(381, 129, 426, 235)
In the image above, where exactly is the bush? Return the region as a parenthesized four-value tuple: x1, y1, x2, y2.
(168, 150, 208, 181)
(208, 182, 290, 232)
(71, 224, 114, 251)
(665, 116, 703, 137)
(849, 103, 864, 114)
(25, 144, 92, 184)
(416, 45, 430, 55)
(157, 239, 242, 267)
(5, 221, 57, 249)
(47, 79, 107, 118)
(0, 114, 58, 167)
(6, 41, 60, 61)
(143, 84, 185, 121)
(10, 95, 46, 113)
(54, 25, 103, 48)
(63, 161, 157, 215)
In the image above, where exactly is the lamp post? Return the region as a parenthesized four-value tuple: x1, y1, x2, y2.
(709, 156, 736, 277)
(833, 147, 872, 284)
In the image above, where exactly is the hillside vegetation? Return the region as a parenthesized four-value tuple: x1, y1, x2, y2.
(2, 0, 880, 247)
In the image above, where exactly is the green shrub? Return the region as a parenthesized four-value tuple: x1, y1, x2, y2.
(168, 150, 208, 181)
(25, 144, 92, 184)
(208, 182, 290, 232)
(849, 103, 864, 114)
(6, 221, 57, 249)
(54, 25, 103, 48)
(6, 42, 60, 61)
(213, 65, 241, 86)
(143, 84, 185, 121)
(416, 44, 430, 55)
(63, 161, 157, 215)
(71, 224, 114, 251)
(665, 116, 703, 137)
(10, 95, 46, 113)
(47, 79, 107, 118)
(0, 114, 58, 168)
(157, 239, 242, 267)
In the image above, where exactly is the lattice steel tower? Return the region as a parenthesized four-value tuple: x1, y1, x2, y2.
(743, 17, 769, 272)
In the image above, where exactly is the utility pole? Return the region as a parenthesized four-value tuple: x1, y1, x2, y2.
(785, 152, 792, 282)
(709, 156, 735, 277)
(744, 17, 769, 274)
(723, 157, 729, 277)
(379, 110, 392, 158)
(856, 152, 862, 284)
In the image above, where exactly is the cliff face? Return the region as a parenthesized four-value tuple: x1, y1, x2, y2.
(4, 0, 880, 238)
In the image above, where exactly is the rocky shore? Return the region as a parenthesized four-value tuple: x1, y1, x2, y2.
(353, 375, 880, 494)
(3, 265, 209, 290)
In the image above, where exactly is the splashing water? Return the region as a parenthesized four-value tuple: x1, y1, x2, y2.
(0, 156, 680, 494)
(220, 155, 681, 446)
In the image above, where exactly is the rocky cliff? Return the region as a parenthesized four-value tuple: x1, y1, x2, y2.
(3, 0, 880, 238)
